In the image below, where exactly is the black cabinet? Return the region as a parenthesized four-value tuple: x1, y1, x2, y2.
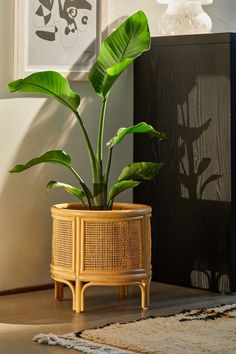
(134, 33, 236, 293)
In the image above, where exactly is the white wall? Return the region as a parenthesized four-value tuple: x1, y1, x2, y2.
(0, 0, 133, 291)
(0, 0, 235, 291)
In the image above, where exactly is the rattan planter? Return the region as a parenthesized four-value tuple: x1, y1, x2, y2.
(50, 202, 152, 313)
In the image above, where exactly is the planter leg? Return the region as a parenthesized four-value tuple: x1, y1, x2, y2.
(118, 285, 128, 298)
(140, 280, 150, 310)
(75, 280, 82, 313)
(54, 281, 63, 301)
(80, 283, 85, 312)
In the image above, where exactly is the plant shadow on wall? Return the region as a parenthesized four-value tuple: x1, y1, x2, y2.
(134, 45, 231, 293)
(177, 107, 227, 292)
(149, 105, 231, 293)
(178, 116, 219, 201)
(155, 108, 230, 293)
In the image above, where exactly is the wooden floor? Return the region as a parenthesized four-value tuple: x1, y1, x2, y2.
(0, 282, 236, 354)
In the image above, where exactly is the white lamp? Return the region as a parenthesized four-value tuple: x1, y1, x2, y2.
(157, 0, 213, 35)
(157, 0, 213, 4)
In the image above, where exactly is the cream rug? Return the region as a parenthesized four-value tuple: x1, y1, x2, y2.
(33, 303, 236, 354)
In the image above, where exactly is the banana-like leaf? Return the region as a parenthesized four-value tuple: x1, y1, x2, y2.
(47, 181, 85, 201)
(8, 71, 80, 112)
(107, 122, 166, 148)
(118, 162, 163, 182)
(109, 180, 140, 201)
(9, 150, 71, 173)
(89, 11, 150, 98)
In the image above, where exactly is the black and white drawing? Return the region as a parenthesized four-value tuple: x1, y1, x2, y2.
(32, 0, 93, 48)
(17, 0, 98, 77)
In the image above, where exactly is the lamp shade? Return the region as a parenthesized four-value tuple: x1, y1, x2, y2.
(157, 0, 213, 4)
(157, 0, 213, 35)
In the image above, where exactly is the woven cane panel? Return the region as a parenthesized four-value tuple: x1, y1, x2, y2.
(83, 219, 144, 271)
(52, 219, 73, 270)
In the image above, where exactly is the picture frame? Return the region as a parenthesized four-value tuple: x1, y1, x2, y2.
(14, 0, 108, 81)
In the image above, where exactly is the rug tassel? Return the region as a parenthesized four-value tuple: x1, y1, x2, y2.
(33, 333, 133, 353)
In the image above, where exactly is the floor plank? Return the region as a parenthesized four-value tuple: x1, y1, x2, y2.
(0, 282, 235, 354)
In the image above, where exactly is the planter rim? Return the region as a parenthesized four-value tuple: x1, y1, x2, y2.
(51, 202, 152, 218)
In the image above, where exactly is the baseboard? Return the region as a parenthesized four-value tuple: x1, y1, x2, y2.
(0, 283, 54, 296)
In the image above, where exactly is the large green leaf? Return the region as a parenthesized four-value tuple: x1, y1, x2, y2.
(107, 122, 167, 148)
(108, 180, 140, 201)
(89, 11, 150, 98)
(9, 150, 72, 173)
(47, 181, 85, 202)
(118, 162, 163, 182)
(8, 71, 80, 112)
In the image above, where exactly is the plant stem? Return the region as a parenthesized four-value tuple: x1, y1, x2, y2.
(74, 111, 98, 183)
(107, 198, 114, 210)
(70, 167, 93, 208)
(104, 147, 113, 186)
(92, 98, 108, 209)
(97, 98, 108, 175)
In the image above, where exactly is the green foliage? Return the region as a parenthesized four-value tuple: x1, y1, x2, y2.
(8, 11, 165, 210)
(107, 122, 166, 148)
(9, 151, 72, 173)
(108, 180, 140, 205)
(8, 71, 80, 112)
(47, 181, 85, 204)
(89, 11, 150, 98)
(118, 162, 163, 182)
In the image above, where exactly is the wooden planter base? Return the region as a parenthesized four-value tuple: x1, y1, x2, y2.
(50, 203, 152, 313)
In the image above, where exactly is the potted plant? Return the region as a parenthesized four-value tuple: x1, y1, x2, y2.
(8, 11, 166, 313)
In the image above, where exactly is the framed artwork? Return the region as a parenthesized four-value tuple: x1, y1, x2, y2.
(14, 0, 108, 80)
